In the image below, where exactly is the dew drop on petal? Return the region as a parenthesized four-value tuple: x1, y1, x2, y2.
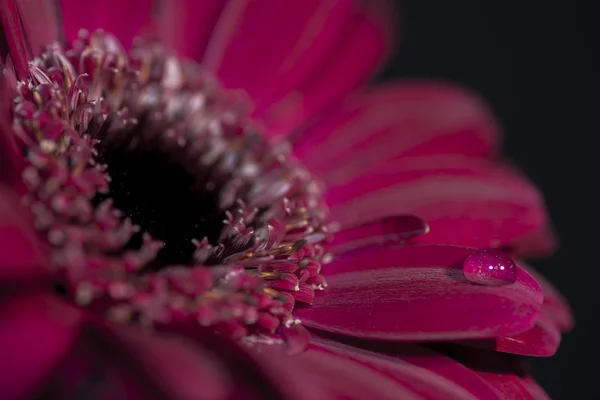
(280, 323, 310, 355)
(462, 249, 518, 286)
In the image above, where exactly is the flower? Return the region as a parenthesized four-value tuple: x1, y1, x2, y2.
(0, 0, 572, 399)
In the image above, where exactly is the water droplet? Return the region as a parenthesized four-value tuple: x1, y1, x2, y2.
(462, 249, 518, 286)
(280, 323, 309, 355)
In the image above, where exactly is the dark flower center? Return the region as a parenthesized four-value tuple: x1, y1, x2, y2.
(94, 115, 225, 269)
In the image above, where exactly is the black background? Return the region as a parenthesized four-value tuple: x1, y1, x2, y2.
(379, 1, 593, 398)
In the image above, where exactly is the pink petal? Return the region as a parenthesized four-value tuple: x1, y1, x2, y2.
(0, 112, 23, 189)
(370, 341, 502, 400)
(50, 324, 316, 400)
(312, 335, 503, 399)
(296, 245, 543, 341)
(146, 324, 322, 399)
(258, 2, 394, 137)
(155, 0, 226, 60)
(294, 81, 500, 182)
(38, 322, 228, 399)
(95, 366, 157, 400)
(518, 262, 574, 332)
(496, 309, 561, 357)
(478, 375, 551, 400)
(0, 185, 49, 285)
(14, 0, 62, 55)
(103, 325, 231, 400)
(327, 156, 549, 250)
(204, 0, 393, 137)
(250, 1, 355, 119)
(328, 215, 429, 255)
(205, 0, 349, 98)
(247, 344, 330, 400)
(0, 0, 30, 79)
(507, 227, 558, 259)
(37, 333, 156, 400)
(59, 0, 153, 47)
(0, 292, 82, 400)
(302, 338, 479, 400)
(453, 308, 561, 357)
(448, 347, 551, 400)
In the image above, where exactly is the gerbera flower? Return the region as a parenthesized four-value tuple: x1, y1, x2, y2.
(0, 0, 572, 399)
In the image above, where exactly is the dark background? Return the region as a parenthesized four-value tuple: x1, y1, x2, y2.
(379, 1, 593, 398)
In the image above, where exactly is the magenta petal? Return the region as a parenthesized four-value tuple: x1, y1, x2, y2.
(246, 344, 330, 400)
(328, 215, 429, 255)
(454, 308, 560, 357)
(14, 0, 61, 55)
(104, 325, 231, 400)
(508, 227, 558, 259)
(251, 1, 355, 120)
(0, 0, 30, 79)
(477, 374, 551, 400)
(59, 0, 153, 47)
(519, 262, 574, 332)
(296, 82, 500, 182)
(329, 337, 505, 400)
(206, 1, 354, 104)
(302, 338, 479, 400)
(0, 114, 23, 189)
(107, 326, 321, 399)
(297, 245, 542, 341)
(376, 343, 502, 399)
(155, 0, 226, 60)
(38, 332, 157, 400)
(327, 156, 548, 250)
(0, 186, 49, 284)
(253, 1, 394, 137)
(495, 309, 561, 356)
(144, 325, 322, 400)
(450, 347, 551, 400)
(311, 336, 502, 400)
(0, 292, 82, 400)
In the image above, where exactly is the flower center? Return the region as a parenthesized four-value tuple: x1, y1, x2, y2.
(93, 113, 232, 268)
(11, 30, 331, 351)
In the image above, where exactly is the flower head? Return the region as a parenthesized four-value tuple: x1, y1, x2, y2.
(1, 0, 571, 399)
(7, 31, 332, 350)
